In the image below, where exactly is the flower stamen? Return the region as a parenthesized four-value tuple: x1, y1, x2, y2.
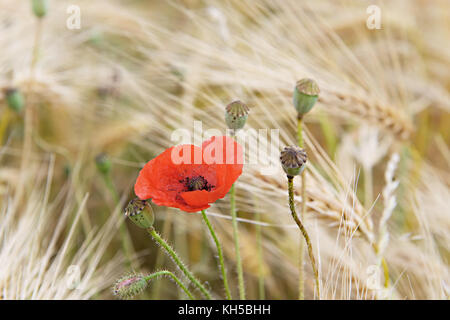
(181, 176, 213, 191)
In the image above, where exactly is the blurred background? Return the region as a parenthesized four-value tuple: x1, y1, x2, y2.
(0, 0, 448, 299)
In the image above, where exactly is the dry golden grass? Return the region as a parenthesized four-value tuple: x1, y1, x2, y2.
(0, 0, 448, 299)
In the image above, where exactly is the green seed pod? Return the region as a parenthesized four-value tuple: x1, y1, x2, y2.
(32, 0, 48, 18)
(113, 273, 148, 299)
(5, 88, 25, 113)
(293, 78, 320, 116)
(280, 146, 307, 177)
(95, 153, 111, 175)
(125, 198, 155, 229)
(225, 100, 249, 132)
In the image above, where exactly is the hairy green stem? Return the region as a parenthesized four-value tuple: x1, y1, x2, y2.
(297, 116, 306, 299)
(229, 134, 246, 300)
(288, 176, 320, 299)
(147, 227, 212, 300)
(230, 183, 246, 300)
(151, 212, 174, 299)
(145, 271, 195, 300)
(256, 210, 265, 300)
(297, 115, 304, 147)
(201, 210, 232, 300)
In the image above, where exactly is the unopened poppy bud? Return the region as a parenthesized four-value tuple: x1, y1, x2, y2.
(113, 273, 147, 299)
(32, 0, 48, 18)
(293, 78, 319, 116)
(280, 146, 307, 177)
(95, 153, 111, 175)
(5, 88, 25, 112)
(225, 100, 249, 132)
(125, 198, 155, 229)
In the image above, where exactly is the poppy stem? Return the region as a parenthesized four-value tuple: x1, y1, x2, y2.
(228, 133, 246, 300)
(146, 227, 212, 300)
(297, 115, 304, 147)
(200, 210, 232, 300)
(288, 175, 320, 299)
(256, 210, 265, 299)
(297, 115, 306, 300)
(144, 271, 195, 300)
(231, 184, 246, 300)
(150, 213, 174, 299)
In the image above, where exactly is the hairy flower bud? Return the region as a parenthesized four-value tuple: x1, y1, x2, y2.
(32, 0, 48, 18)
(4, 88, 25, 112)
(125, 198, 155, 229)
(280, 146, 307, 177)
(293, 78, 319, 116)
(225, 100, 249, 132)
(113, 273, 148, 299)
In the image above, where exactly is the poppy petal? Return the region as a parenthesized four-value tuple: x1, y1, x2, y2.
(134, 136, 243, 213)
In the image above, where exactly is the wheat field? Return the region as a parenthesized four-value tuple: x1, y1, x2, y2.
(0, 0, 449, 300)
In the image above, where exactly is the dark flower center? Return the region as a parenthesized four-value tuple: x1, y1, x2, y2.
(181, 176, 213, 191)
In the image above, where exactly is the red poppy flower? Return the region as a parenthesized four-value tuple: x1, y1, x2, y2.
(134, 136, 243, 212)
